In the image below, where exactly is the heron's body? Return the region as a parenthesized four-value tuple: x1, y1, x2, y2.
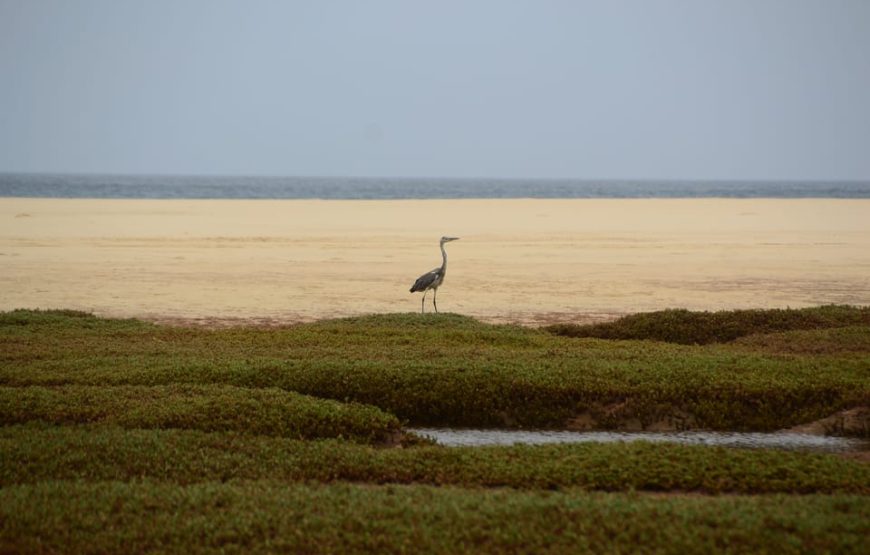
(410, 236, 459, 313)
(410, 267, 445, 294)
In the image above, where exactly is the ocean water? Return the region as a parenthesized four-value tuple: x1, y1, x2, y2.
(1, 173, 869, 199)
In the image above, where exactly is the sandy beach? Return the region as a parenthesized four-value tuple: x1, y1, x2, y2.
(1, 198, 869, 326)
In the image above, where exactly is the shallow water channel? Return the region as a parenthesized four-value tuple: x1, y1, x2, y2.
(410, 428, 868, 453)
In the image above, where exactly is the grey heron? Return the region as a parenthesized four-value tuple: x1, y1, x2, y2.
(409, 236, 460, 313)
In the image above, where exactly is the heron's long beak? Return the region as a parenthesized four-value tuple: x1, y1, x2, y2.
(445, 237, 460, 242)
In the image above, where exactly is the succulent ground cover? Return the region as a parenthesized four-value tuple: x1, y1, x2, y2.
(1, 482, 867, 555)
(1, 307, 868, 553)
(0, 384, 402, 443)
(2, 308, 867, 432)
(2, 425, 868, 493)
(544, 305, 870, 344)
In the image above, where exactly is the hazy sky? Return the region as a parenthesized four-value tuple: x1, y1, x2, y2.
(1, 0, 868, 179)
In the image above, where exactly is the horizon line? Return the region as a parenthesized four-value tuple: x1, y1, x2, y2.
(2, 171, 870, 184)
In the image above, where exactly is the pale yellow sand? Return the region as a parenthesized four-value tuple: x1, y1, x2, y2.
(1, 198, 869, 326)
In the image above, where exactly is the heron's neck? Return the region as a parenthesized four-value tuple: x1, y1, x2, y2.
(440, 242, 448, 272)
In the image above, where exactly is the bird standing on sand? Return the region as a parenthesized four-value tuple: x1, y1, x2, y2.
(410, 236, 460, 314)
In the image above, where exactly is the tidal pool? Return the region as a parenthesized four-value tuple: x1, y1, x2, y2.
(410, 428, 868, 453)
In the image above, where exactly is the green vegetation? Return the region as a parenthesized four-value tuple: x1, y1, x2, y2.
(2, 308, 868, 432)
(1, 481, 867, 555)
(735, 325, 870, 356)
(1, 307, 869, 553)
(544, 305, 870, 344)
(2, 425, 868, 493)
(0, 385, 402, 444)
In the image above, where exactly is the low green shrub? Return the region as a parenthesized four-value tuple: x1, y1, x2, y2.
(545, 305, 870, 344)
(1, 481, 867, 554)
(0, 385, 401, 444)
(2, 310, 868, 432)
(735, 325, 870, 355)
(2, 425, 867, 494)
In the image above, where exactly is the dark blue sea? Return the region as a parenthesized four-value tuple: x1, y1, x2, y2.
(1, 173, 869, 199)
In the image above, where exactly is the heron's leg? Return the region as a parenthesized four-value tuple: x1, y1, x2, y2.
(433, 288, 438, 313)
(421, 291, 427, 314)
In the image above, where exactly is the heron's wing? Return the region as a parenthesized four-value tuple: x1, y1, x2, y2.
(410, 268, 441, 292)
